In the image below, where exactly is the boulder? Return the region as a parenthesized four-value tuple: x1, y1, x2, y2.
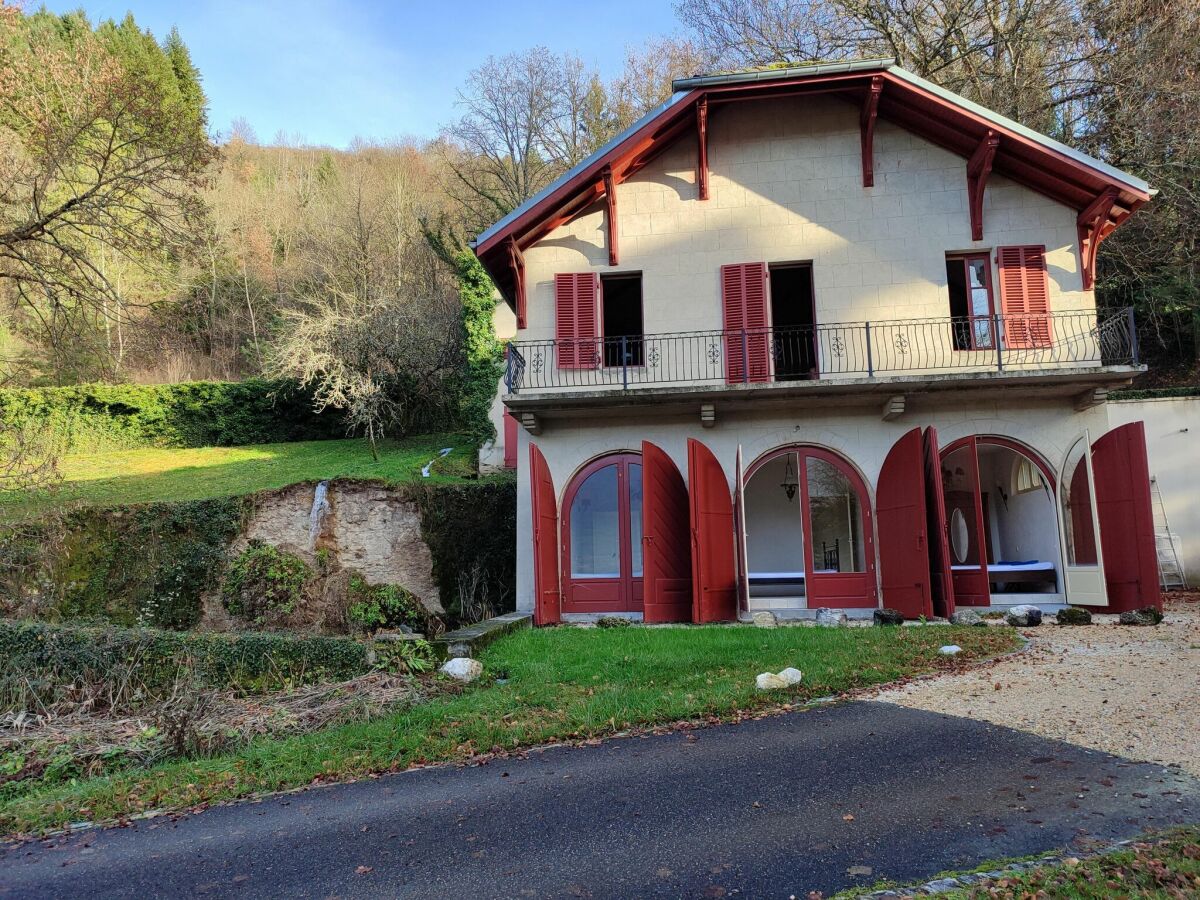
(815, 608, 848, 627)
(950, 610, 985, 627)
(1056, 607, 1093, 626)
(938, 644, 963, 656)
(1118, 606, 1164, 626)
(778, 667, 803, 685)
(752, 610, 778, 629)
(439, 657, 483, 682)
(873, 608, 905, 626)
(595, 615, 633, 628)
(1005, 605, 1043, 627)
(756, 672, 789, 690)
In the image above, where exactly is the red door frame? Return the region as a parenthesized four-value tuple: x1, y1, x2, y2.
(939, 435, 1058, 606)
(688, 439, 739, 622)
(560, 453, 644, 613)
(743, 445, 878, 608)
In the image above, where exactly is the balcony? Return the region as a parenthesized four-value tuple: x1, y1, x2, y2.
(504, 309, 1144, 418)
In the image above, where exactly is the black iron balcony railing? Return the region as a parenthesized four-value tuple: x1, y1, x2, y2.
(504, 308, 1139, 395)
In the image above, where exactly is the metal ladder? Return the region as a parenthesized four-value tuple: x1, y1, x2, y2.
(1151, 476, 1188, 590)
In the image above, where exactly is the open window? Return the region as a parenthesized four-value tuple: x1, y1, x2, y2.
(600, 273, 643, 368)
(946, 254, 995, 350)
(768, 262, 816, 380)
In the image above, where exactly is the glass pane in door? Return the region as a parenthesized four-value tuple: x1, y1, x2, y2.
(941, 445, 982, 566)
(570, 464, 620, 576)
(1061, 441, 1099, 566)
(968, 257, 994, 349)
(629, 463, 643, 577)
(805, 457, 865, 572)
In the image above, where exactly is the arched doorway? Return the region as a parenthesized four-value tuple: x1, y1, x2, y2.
(742, 446, 877, 611)
(561, 453, 644, 613)
(939, 436, 1064, 605)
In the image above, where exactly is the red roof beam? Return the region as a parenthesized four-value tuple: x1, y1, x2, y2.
(967, 130, 999, 242)
(860, 75, 883, 187)
(1077, 188, 1119, 291)
(603, 165, 619, 266)
(506, 237, 526, 329)
(696, 96, 709, 201)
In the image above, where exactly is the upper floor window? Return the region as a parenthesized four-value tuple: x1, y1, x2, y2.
(946, 253, 996, 351)
(601, 273, 644, 367)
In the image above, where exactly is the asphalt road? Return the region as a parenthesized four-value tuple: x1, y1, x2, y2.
(2, 700, 1196, 899)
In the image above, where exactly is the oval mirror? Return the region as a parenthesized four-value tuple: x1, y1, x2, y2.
(950, 507, 970, 564)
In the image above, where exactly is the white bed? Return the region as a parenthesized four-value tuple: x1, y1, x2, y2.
(952, 561, 1057, 589)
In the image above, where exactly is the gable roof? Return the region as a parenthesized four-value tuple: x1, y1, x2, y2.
(473, 59, 1153, 308)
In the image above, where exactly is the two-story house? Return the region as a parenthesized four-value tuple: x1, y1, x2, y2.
(472, 59, 1161, 625)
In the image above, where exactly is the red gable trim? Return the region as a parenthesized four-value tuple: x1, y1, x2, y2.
(474, 69, 1150, 308)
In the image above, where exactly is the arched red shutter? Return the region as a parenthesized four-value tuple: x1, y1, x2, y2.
(1092, 422, 1160, 613)
(641, 441, 693, 623)
(555, 273, 600, 370)
(720, 263, 770, 384)
(997, 245, 1053, 349)
(923, 427, 955, 618)
(687, 439, 737, 622)
(877, 428, 932, 619)
(529, 443, 561, 624)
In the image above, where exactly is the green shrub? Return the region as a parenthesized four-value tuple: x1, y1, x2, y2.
(222, 541, 311, 625)
(373, 637, 436, 673)
(0, 379, 348, 452)
(0, 620, 371, 711)
(415, 478, 515, 623)
(346, 575, 426, 633)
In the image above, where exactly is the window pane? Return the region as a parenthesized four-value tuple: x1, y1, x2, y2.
(805, 457, 865, 572)
(1061, 441, 1098, 566)
(629, 463, 643, 577)
(968, 258, 994, 348)
(570, 465, 620, 576)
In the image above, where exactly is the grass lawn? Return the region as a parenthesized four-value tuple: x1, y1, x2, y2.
(0, 622, 1018, 836)
(0, 433, 483, 515)
(931, 827, 1200, 898)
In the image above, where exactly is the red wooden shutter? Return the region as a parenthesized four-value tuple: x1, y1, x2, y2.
(997, 245, 1053, 349)
(923, 427, 955, 619)
(641, 441, 693, 623)
(554, 273, 600, 370)
(1091, 423, 1160, 614)
(877, 428, 932, 619)
(529, 443, 561, 625)
(720, 263, 770, 384)
(687, 438, 737, 622)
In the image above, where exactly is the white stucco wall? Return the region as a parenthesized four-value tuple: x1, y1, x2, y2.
(1107, 397, 1200, 585)
(513, 400, 1113, 612)
(518, 93, 1091, 347)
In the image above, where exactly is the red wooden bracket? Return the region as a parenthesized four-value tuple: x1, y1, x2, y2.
(860, 75, 883, 187)
(696, 96, 710, 200)
(1076, 188, 1119, 290)
(603, 165, 619, 266)
(506, 237, 526, 329)
(967, 130, 999, 242)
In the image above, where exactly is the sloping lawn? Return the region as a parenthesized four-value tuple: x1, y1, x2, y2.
(0, 433, 480, 515)
(0, 622, 1018, 836)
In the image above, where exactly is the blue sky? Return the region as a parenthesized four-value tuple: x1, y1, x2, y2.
(42, 0, 680, 147)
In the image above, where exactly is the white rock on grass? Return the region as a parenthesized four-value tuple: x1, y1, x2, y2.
(939, 645, 963, 656)
(815, 607, 848, 627)
(440, 657, 483, 682)
(752, 610, 778, 628)
(755, 672, 790, 690)
(778, 667, 803, 685)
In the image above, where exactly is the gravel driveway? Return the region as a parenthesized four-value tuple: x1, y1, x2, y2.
(870, 595, 1200, 776)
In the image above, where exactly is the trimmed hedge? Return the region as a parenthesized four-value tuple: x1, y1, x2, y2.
(1110, 385, 1200, 401)
(0, 620, 371, 696)
(416, 477, 516, 621)
(0, 379, 348, 452)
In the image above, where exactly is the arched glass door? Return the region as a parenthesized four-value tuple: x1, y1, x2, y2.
(562, 454, 644, 613)
(1058, 433, 1106, 605)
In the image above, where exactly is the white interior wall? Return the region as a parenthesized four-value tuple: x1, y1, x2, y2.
(743, 455, 806, 573)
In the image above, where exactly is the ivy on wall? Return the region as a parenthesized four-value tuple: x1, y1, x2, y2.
(455, 251, 505, 447)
